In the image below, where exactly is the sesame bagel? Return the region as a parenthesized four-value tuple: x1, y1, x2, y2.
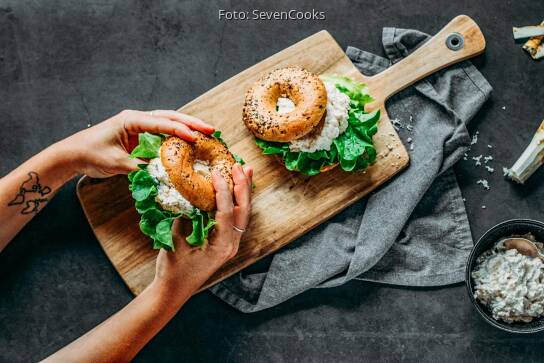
(243, 67, 327, 142)
(160, 133, 234, 212)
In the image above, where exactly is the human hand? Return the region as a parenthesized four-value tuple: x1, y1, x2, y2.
(153, 163, 253, 298)
(57, 109, 214, 178)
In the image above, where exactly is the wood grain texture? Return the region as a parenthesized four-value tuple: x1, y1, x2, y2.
(364, 15, 486, 110)
(77, 16, 485, 295)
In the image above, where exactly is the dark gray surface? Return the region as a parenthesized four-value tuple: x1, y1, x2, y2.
(0, 0, 543, 362)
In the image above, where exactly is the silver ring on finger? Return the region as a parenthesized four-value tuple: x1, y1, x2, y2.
(232, 225, 245, 233)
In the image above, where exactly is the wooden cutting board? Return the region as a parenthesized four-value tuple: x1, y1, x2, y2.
(77, 15, 485, 295)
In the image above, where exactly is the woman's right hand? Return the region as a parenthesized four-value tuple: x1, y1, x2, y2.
(153, 162, 253, 299)
(57, 109, 215, 179)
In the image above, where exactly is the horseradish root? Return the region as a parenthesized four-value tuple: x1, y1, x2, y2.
(506, 120, 544, 184)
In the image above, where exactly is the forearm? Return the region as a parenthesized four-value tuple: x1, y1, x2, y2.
(0, 141, 78, 251)
(42, 279, 194, 363)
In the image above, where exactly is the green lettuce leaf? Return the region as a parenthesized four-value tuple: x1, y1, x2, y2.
(255, 139, 288, 155)
(154, 218, 177, 250)
(233, 153, 246, 165)
(186, 209, 217, 247)
(254, 76, 379, 175)
(130, 132, 164, 159)
(129, 169, 158, 201)
(212, 130, 226, 145)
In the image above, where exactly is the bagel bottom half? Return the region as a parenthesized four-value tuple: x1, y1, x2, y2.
(160, 133, 235, 212)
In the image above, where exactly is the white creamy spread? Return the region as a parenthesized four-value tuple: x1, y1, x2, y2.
(276, 97, 296, 114)
(147, 156, 194, 215)
(472, 241, 544, 323)
(193, 159, 211, 177)
(288, 82, 350, 153)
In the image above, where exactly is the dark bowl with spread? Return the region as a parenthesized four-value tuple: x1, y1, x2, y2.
(465, 219, 544, 334)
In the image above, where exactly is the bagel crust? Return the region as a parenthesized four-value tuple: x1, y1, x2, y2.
(160, 133, 234, 212)
(243, 67, 327, 142)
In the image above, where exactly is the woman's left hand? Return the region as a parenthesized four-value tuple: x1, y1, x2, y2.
(58, 109, 215, 178)
(153, 163, 253, 297)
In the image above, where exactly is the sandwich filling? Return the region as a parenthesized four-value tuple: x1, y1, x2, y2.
(193, 159, 211, 177)
(147, 156, 194, 215)
(147, 155, 212, 214)
(276, 97, 296, 114)
(288, 82, 350, 153)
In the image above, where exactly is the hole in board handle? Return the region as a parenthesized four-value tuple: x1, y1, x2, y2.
(446, 33, 464, 51)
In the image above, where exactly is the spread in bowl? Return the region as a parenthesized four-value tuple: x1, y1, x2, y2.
(471, 235, 544, 323)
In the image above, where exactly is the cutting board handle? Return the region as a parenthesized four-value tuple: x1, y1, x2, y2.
(365, 15, 485, 109)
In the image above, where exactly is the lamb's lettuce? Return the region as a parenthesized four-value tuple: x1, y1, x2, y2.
(130, 132, 164, 159)
(255, 76, 379, 175)
(128, 133, 219, 251)
(186, 209, 217, 245)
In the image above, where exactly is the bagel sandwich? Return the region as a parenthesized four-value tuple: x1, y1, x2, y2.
(128, 130, 243, 250)
(243, 67, 380, 176)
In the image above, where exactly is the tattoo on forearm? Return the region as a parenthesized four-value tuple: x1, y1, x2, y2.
(8, 172, 52, 214)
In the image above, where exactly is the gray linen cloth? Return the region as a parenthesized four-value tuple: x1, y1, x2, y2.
(210, 27, 492, 312)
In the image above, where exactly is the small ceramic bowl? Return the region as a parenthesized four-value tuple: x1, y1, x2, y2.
(465, 219, 544, 333)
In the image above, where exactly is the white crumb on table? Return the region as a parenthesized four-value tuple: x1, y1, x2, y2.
(477, 179, 490, 190)
(484, 156, 493, 164)
(486, 166, 495, 173)
(471, 131, 479, 145)
(391, 118, 402, 130)
(473, 155, 483, 166)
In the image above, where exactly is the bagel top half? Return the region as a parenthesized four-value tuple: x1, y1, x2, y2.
(160, 133, 234, 212)
(242, 67, 327, 143)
